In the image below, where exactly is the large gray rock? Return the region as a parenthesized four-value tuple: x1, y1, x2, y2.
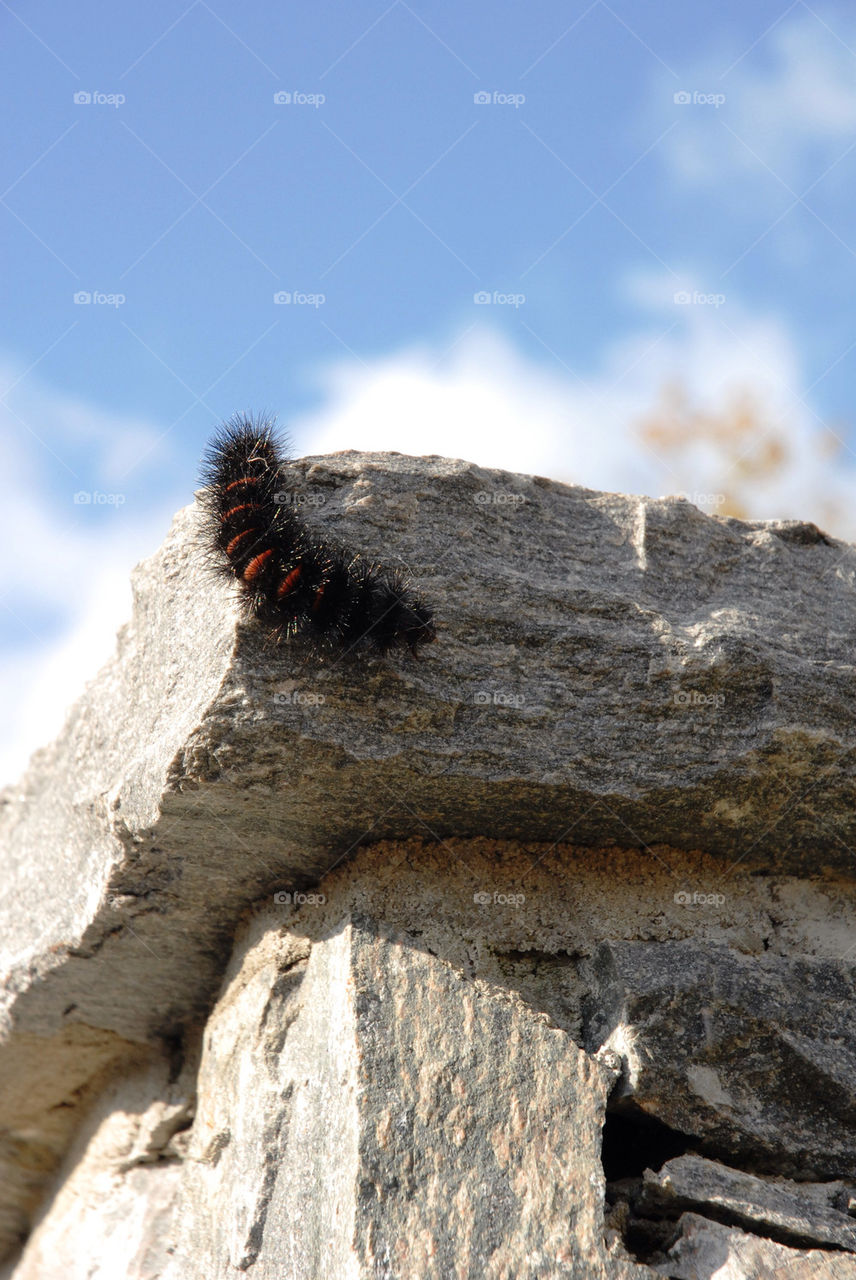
(6, 849, 666, 1280)
(656, 1212, 856, 1279)
(2, 452, 856, 1273)
(160, 902, 635, 1279)
(8, 838, 856, 1277)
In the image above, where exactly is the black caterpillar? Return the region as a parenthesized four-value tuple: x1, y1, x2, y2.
(199, 414, 436, 658)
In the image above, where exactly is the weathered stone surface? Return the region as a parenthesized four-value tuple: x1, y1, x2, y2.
(656, 1212, 856, 1279)
(602, 939, 856, 1178)
(0, 1026, 146, 1255)
(5, 840, 855, 1277)
(3, 453, 856, 1271)
(161, 908, 625, 1278)
(1, 1060, 194, 1280)
(641, 1155, 856, 1250)
(3, 858, 665, 1279)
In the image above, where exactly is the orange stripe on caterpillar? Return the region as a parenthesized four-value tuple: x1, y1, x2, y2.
(221, 502, 262, 522)
(224, 476, 261, 492)
(226, 528, 256, 557)
(277, 565, 302, 599)
(243, 549, 273, 582)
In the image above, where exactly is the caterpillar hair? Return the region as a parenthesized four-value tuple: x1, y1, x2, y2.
(198, 414, 436, 658)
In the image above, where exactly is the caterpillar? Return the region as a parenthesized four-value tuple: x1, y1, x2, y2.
(199, 414, 436, 658)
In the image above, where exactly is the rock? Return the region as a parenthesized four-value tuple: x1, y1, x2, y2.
(4, 839, 855, 1276)
(1, 1060, 194, 1280)
(4, 851, 668, 1279)
(162, 903, 624, 1278)
(2, 453, 856, 1272)
(656, 1212, 856, 1279)
(601, 941, 856, 1178)
(640, 1154, 856, 1250)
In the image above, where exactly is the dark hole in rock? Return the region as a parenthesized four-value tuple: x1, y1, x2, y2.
(601, 1106, 696, 1182)
(601, 1107, 699, 1264)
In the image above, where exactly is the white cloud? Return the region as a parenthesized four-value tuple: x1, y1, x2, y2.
(665, 9, 856, 188)
(297, 314, 856, 536)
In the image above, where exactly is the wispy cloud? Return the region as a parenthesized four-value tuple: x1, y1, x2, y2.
(664, 8, 856, 188)
(0, 359, 169, 485)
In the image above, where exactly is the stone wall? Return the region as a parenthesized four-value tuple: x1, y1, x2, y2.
(1, 452, 855, 1277)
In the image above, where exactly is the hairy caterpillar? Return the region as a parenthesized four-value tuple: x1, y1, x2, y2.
(199, 415, 436, 658)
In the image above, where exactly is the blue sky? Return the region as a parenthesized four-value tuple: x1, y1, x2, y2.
(4, 0, 856, 781)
